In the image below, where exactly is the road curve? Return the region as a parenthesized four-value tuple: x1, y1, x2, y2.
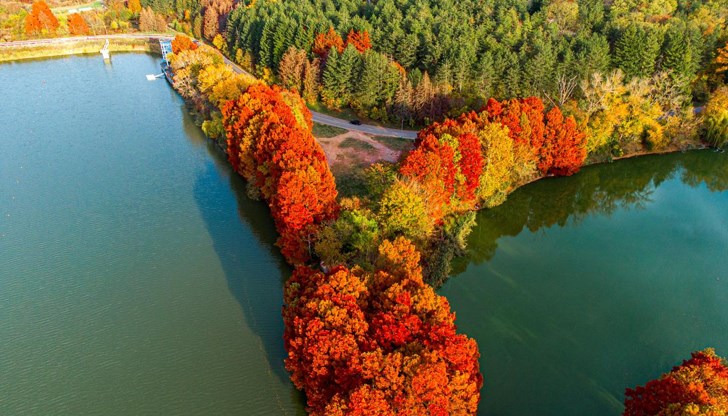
(2, 34, 419, 139)
(220, 54, 418, 139)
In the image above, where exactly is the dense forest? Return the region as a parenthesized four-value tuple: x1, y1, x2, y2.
(222, 0, 727, 127)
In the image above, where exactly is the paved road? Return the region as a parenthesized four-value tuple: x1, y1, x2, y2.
(1, 35, 418, 139)
(220, 54, 418, 139)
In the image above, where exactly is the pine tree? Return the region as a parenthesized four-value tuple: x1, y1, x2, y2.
(615, 24, 661, 79)
(279, 47, 307, 91)
(203, 7, 218, 40)
(355, 51, 398, 111)
(258, 20, 275, 69)
(391, 77, 414, 128)
(614, 24, 643, 79)
(303, 58, 321, 103)
(413, 72, 435, 122)
(324, 44, 361, 106)
(660, 24, 694, 78)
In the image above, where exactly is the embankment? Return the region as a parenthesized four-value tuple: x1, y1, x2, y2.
(0, 35, 168, 62)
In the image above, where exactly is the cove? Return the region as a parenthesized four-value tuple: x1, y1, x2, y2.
(440, 151, 728, 415)
(0, 54, 304, 415)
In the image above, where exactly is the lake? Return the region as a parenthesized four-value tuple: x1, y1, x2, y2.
(2, 53, 727, 416)
(441, 151, 728, 415)
(0, 54, 304, 415)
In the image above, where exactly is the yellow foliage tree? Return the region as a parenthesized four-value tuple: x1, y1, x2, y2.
(127, 0, 141, 14)
(378, 179, 434, 241)
(476, 122, 514, 207)
(716, 42, 728, 74)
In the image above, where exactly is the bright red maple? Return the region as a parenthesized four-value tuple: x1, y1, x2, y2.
(283, 237, 482, 415)
(624, 349, 728, 416)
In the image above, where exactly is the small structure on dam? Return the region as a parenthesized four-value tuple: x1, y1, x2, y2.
(100, 39, 109, 60)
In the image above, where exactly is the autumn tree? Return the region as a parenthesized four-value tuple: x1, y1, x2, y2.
(313, 27, 344, 60)
(624, 349, 728, 416)
(139, 7, 166, 32)
(540, 106, 586, 176)
(377, 179, 435, 241)
(171, 34, 197, 54)
(203, 7, 219, 40)
(476, 122, 514, 207)
(704, 87, 728, 149)
(67, 13, 89, 36)
(127, 0, 141, 14)
(279, 47, 308, 92)
(222, 84, 338, 263)
(24, 1, 59, 36)
(345, 29, 372, 53)
(284, 238, 482, 415)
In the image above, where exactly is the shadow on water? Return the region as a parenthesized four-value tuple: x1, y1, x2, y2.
(193, 141, 292, 377)
(451, 150, 728, 276)
(189, 126, 305, 411)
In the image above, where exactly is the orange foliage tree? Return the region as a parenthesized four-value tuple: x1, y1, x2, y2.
(67, 13, 89, 36)
(171, 35, 198, 54)
(222, 84, 338, 264)
(345, 30, 372, 53)
(24, 1, 59, 36)
(127, 0, 141, 14)
(540, 106, 587, 176)
(313, 27, 344, 60)
(284, 237, 482, 415)
(624, 349, 728, 415)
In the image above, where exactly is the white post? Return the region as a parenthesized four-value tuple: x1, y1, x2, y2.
(100, 39, 110, 60)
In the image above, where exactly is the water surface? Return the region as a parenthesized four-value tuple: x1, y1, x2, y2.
(0, 54, 304, 415)
(441, 151, 728, 415)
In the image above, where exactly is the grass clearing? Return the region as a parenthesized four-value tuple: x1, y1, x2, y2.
(312, 122, 348, 138)
(340, 137, 376, 151)
(51, 0, 103, 14)
(372, 136, 414, 152)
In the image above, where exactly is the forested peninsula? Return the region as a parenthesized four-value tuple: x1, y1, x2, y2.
(4, 0, 728, 414)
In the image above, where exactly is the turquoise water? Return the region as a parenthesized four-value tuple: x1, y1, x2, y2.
(0, 54, 304, 415)
(2, 53, 727, 416)
(441, 151, 728, 415)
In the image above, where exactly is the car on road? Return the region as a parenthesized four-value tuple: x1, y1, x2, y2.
(349, 119, 362, 125)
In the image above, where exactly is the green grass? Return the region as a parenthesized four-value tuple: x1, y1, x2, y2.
(340, 137, 376, 151)
(51, 0, 103, 14)
(312, 122, 348, 138)
(372, 136, 414, 152)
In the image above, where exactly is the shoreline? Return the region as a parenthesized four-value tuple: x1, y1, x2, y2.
(1, 45, 707, 189)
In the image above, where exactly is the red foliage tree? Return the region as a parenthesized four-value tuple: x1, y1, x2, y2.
(540, 106, 586, 176)
(399, 134, 457, 222)
(345, 30, 372, 53)
(484, 97, 545, 167)
(313, 27, 344, 60)
(222, 84, 338, 264)
(624, 349, 728, 416)
(24, 1, 59, 36)
(456, 132, 484, 202)
(171, 35, 198, 54)
(67, 13, 89, 36)
(284, 237, 482, 415)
